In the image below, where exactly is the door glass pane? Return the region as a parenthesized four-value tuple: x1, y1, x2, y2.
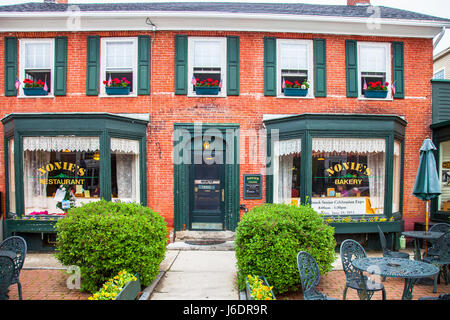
(193, 163, 221, 211)
(311, 138, 386, 216)
(439, 140, 450, 212)
(22, 136, 100, 215)
(111, 138, 140, 203)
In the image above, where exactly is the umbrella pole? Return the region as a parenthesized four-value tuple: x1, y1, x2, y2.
(425, 200, 429, 256)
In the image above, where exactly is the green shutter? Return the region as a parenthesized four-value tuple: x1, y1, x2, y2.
(174, 35, 187, 95)
(392, 42, 405, 99)
(138, 35, 151, 95)
(227, 36, 239, 96)
(54, 36, 67, 96)
(86, 36, 99, 96)
(314, 39, 327, 97)
(4, 37, 17, 97)
(345, 40, 358, 98)
(264, 37, 277, 96)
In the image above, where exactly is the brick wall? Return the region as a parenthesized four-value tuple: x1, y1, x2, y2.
(0, 30, 434, 232)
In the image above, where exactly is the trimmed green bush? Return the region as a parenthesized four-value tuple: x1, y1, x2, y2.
(235, 203, 336, 294)
(55, 200, 168, 293)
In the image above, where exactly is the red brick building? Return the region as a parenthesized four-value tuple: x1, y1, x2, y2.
(0, 1, 449, 249)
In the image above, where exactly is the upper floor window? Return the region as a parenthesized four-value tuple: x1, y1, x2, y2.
(188, 37, 227, 97)
(277, 39, 314, 98)
(434, 69, 445, 80)
(100, 37, 138, 96)
(358, 42, 391, 99)
(19, 38, 54, 96)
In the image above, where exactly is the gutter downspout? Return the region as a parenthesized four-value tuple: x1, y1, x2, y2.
(433, 26, 446, 49)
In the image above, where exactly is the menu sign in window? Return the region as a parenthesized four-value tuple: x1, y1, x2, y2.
(243, 174, 262, 199)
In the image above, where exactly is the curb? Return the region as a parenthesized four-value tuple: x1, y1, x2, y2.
(139, 270, 166, 300)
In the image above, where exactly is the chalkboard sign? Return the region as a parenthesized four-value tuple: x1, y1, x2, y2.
(243, 174, 262, 199)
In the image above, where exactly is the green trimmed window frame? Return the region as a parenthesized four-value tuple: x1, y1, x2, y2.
(264, 113, 407, 223)
(2, 113, 148, 217)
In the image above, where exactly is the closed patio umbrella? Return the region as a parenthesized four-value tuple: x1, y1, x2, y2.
(412, 138, 441, 253)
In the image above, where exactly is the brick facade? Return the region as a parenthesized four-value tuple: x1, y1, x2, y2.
(0, 30, 434, 232)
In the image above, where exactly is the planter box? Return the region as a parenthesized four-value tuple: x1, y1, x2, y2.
(364, 90, 388, 99)
(115, 273, 141, 300)
(284, 88, 308, 97)
(23, 87, 48, 96)
(329, 220, 404, 234)
(195, 86, 220, 96)
(105, 86, 130, 96)
(245, 276, 276, 300)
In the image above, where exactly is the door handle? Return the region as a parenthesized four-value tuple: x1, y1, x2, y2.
(221, 189, 225, 202)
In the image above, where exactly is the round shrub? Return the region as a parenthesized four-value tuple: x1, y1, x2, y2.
(55, 200, 168, 293)
(235, 203, 336, 294)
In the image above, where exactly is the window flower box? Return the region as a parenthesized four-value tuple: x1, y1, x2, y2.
(245, 275, 276, 300)
(194, 77, 221, 95)
(284, 88, 308, 97)
(22, 79, 48, 96)
(23, 87, 49, 96)
(104, 77, 131, 96)
(364, 81, 389, 99)
(283, 80, 309, 97)
(89, 271, 141, 300)
(195, 86, 220, 95)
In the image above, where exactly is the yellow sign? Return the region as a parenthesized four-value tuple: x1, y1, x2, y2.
(327, 162, 371, 176)
(38, 162, 86, 177)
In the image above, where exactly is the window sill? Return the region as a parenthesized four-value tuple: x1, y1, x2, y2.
(187, 94, 227, 98)
(18, 94, 55, 99)
(277, 95, 315, 99)
(358, 96, 393, 101)
(99, 93, 138, 98)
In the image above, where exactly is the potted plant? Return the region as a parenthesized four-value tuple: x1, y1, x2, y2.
(245, 275, 276, 300)
(283, 80, 309, 97)
(194, 78, 220, 95)
(22, 78, 48, 96)
(104, 77, 131, 95)
(364, 81, 389, 99)
(88, 270, 141, 300)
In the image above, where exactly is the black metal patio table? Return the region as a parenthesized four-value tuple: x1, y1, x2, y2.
(352, 257, 439, 300)
(402, 231, 444, 261)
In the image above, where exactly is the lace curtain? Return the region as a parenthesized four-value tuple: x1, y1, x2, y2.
(23, 136, 99, 152)
(112, 138, 140, 202)
(313, 138, 385, 153)
(273, 140, 298, 204)
(368, 152, 385, 211)
(23, 150, 50, 212)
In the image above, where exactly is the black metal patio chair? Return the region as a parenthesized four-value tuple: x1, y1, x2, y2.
(422, 232, 450, 293)
(0, 256, 15, 300)
(296, 251, 338, 300)
(340, 239, 386, 300)
(0, 236, 27, 300)
(427, 223, 450, 257)
(377, 225, 410, 259)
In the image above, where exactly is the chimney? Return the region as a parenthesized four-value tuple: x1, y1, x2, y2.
(347, 0, 371, 5)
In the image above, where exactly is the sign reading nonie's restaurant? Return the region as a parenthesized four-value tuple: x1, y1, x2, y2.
(37, 161, 86, 185)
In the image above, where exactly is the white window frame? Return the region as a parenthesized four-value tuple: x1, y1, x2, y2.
(19, 38, 55, 97)
(100, 37, 138, 97)
(276, 39, 314, 98)
(434, 68, 445, 80)
(357, 42, 392, 100)
(187, 37, 227, 97)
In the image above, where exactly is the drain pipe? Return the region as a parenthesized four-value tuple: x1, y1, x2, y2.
(433, 26, 447, 49)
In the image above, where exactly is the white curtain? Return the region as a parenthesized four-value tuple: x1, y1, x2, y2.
(278, 154, 294, 204)
(194, 40, 222, 67)
(368, 152, 385, 211)
(360, 45, 387, 73)
(106, 41, 134, 69)
(313, 138, 385, 154)
(25, 42, 51, 69)
(112, 138, 140, 202)
(23, 150, 50, 212)
(280, 43, 308, 70)
(23, 136, 99, 152)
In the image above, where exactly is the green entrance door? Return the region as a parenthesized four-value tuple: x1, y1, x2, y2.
(189, 138, 225, 230)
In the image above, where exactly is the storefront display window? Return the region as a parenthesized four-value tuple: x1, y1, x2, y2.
(8, 138, 16, 213)
(393, 140, 401, 212)
(311, 138, 386, 216)
(111, 138, 140, 203)
(439, 140, 450, 212)
(22, 136, 100, 215)
(272, 138, 301, 205)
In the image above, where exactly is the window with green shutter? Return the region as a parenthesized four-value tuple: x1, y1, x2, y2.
(137, 35, 151, 95)
(4, 37, 17, 97)
(264, 37, 276, 96)
(392, 42, 405, 99)
(227, 36, 240, 96)
(54, 36, 67, 96)
(345, 40, 358, 98)
(86, 36, 100, 96)
(314, 38, 327, 97)
(174, 35, 188, 95)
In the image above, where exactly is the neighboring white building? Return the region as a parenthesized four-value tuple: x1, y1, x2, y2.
(434, 47, 450, 79)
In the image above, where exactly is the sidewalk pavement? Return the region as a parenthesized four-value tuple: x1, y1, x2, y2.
(8, 246, 448, 300)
